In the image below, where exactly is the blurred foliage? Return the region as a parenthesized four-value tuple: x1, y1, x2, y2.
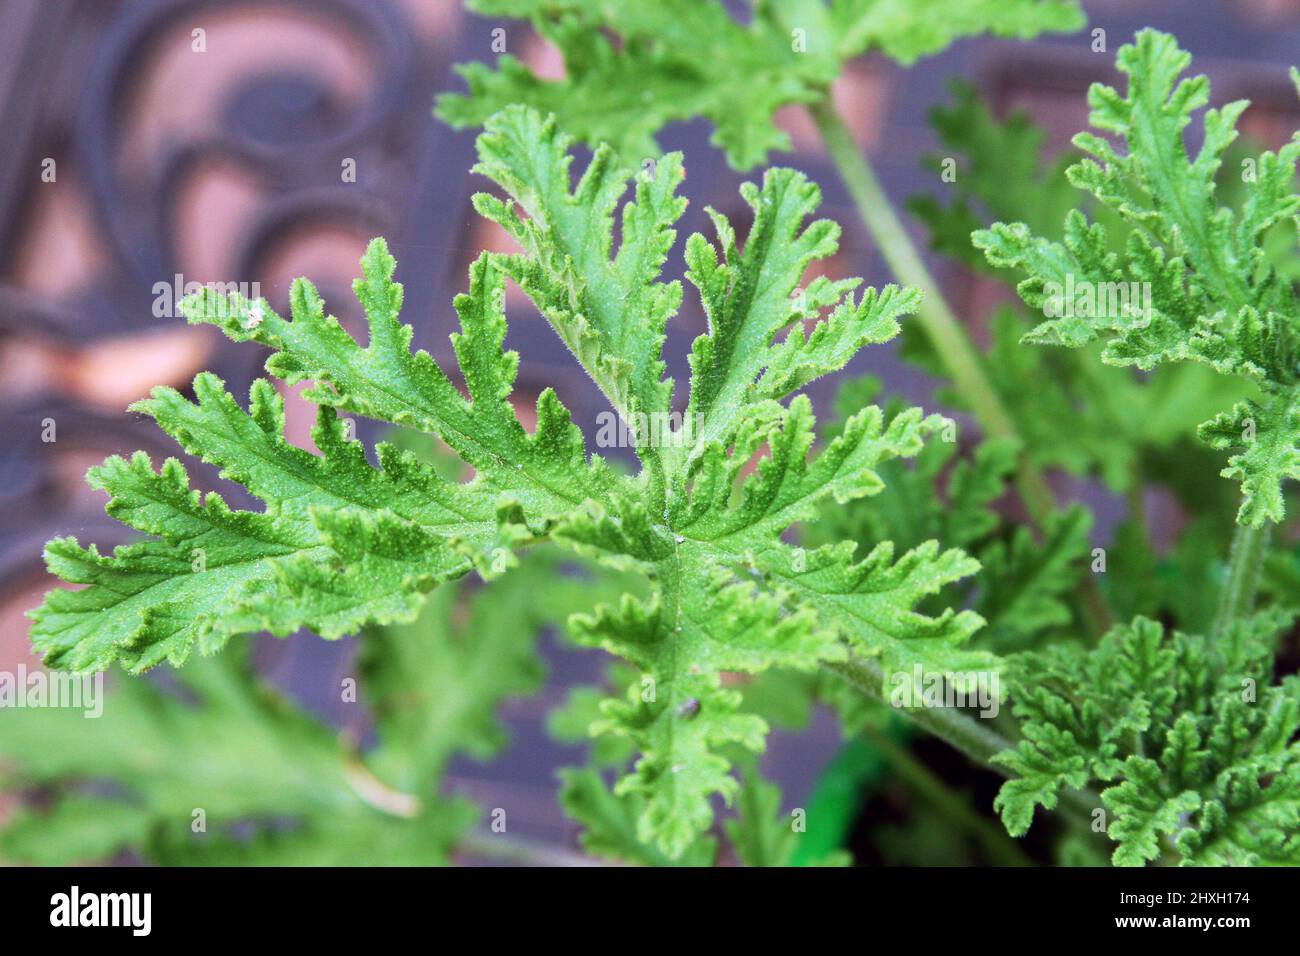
(1, 550, 579, 865)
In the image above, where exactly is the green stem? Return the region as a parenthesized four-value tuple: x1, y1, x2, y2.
(1211, 519, 1272, 639)
(858, 720, 1035, 866)
(810, 97, 1112, 636)
(824, 656, 1101, 823)
(810, 102, 1020, 452)
(826, 658, 1007, 764)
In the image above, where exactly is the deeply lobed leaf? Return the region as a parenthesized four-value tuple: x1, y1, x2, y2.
(29, 105, 986, 859)
(974, 30, 1300, 524)
(438, 0, 1084, 170)
(993, 612, 1300, 865)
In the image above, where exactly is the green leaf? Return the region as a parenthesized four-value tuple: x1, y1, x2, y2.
(993, 612, 1300, 865)
(810, 382, 1019, 553)
(908, 80, 1083, 272)
(359, 556, 556, 793)
(975, 506, 1093, 653)
(30, 245, 613, 673)
(725, 764, 798, 867)
(184, 244, 619, 518)
(907, 82, 1254, 494)
(438, 0, 1083, 170)
(468, 110, 980, 856)
(0, 798, 154, 867)
(722, 759, 850, 867)
(472, 106, 684, 430)
(974, 30, 1300, 523)
(680, 170, 916, 463)
(557, 767, 716, 866)
(1199, 396, 1300, 526)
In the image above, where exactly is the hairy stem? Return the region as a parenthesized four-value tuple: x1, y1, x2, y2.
(826, 658, 1009, 764)
(824, 656, 1101, 824)
(1211, 519, 1272, 639)
(858, 720, 1035, 865)
(809, 98, 1112, 636)
(810, 102, 1021, 456)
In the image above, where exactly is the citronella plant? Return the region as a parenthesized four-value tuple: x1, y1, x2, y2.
(14, 18, 1300, 867)
(25, 105, 992, 861)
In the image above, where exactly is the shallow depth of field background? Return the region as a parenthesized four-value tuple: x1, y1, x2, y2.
(2, 0, 1299, 860)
